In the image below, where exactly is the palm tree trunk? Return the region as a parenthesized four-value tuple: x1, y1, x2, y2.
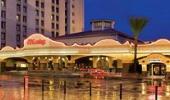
(134, 39, 138, 72)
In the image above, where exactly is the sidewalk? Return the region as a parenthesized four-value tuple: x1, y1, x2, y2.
(2, 70, 146, 80)
(28, 70, 82, 78)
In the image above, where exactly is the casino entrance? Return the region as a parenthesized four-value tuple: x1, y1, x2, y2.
(138, 53, 170, 78)
(147, 63, 166, 78)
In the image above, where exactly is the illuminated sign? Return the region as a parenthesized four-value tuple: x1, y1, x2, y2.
(27, 39, 46, 45)
(149, 59, 161, 63)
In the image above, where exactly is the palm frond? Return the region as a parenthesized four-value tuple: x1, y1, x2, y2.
(130, 17, 148, 39)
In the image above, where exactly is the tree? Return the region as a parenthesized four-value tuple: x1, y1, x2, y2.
(130, 17, 148, 73)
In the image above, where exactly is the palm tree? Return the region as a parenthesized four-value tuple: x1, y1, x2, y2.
(130, 17, 148, 73)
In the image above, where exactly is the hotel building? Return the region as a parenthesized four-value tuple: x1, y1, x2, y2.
(0, 0, 84, 48)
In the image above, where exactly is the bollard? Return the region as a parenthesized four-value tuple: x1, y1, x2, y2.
(64, 81, 66, 94)
(42, 80, 44, 100)
(120, 83, 122, 100)
(24, 75, 29, 91)
(155, 86, 158, 100)
(89, 82, 92, 96)
(24, 76, 25, 91)
(24, 75, 29, 100)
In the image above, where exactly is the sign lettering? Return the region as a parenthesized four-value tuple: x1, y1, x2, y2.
(27, 39, 46, 45)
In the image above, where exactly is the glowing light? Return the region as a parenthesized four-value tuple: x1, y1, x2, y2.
(21, 64, 27, 68)
(148, 94, 161, 100)
(166, 85, 170, 96)
(141, 83, 146, 95)
(49, 80, 54, 91)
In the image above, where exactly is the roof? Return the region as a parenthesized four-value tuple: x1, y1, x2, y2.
(90, 19, 115, 23)
(54, 29, 143, 44)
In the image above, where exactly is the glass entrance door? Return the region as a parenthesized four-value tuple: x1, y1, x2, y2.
(153, 63, 166, 76)
(147, 63, 166, 78)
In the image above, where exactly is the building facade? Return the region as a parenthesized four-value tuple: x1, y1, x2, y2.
(0, 0, 84, 48)
(0, 33, 170, 78)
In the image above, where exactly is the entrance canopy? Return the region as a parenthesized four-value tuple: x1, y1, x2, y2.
(138, 53, 170, 65)
(139, 53, 170, 72)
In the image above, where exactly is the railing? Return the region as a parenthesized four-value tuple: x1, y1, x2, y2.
(22, 76, 170, 100)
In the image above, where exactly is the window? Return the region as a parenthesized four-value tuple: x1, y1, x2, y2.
(56, 16, 59, 21)
(56, 8, 59, 13)
(23, 26, 27, 38)
(1, 21, 6, 29)
(23, 16, 27, 22)
(1, 43, 6, 48)
(41, 11, 44, 17)
(72, 12, 75, 16)
(36, 19, 39, 25)
(1, 32, 6, 40)
(1, 0, 6, 7)
(72, 20, 75, 24)
(65, 10, 67, 16)
(65, 26, 67, 32)
(16, 24, 21, 31)
(23, 25, 27, 33)
(17, 44, 21, 48)
(72, 5, 75, 8)
(56, 32, 59, 37)
(65, 18, 67, 23)
(23, 6, 27, 13)
(56, 24, 59, 29)
(1, 10, 6, 18)
(51, 23, 55, 29)
(35, 28, 39, 33)
(17, 4, 21, 12)
(24, 0, 27, 3)
(36, 10, 39, 16)
(41, 2, 44, 8)
(36, 1, 39, 7)
(16, 34, 20, 41)
(56, 0, 59, 4)
(41, 29, 44, 34)
(51, 31, 55, 37)
(16, 14, 21, 21)
(52, 6, 55, 12)
(52, 0, 55, 3)
(41, 20, 44, 26)
(23, 34, 27, 38)
(51, 14, 54, 20)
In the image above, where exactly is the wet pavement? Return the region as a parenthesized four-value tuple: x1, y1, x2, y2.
(0, 75, 170, 100)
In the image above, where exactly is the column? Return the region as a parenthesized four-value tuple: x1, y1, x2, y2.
(93, 56, 98, 68)
(166, 64, 170, 78)
(0, 62, 1, 73)
(108, 57, 113, 68)
(141, 64, 147, 77)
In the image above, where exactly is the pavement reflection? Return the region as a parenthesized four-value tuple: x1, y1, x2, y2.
(0, 75, 170, 100)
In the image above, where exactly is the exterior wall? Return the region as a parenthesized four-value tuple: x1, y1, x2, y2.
(0, 0, 84, 48)
(71, 0, 84, 33)
(65, 0, 84, 34)
(27, 0, 36, 36)
(58, 0, 66, 36)
(6, 0, 17, 47)
(43, 0, 52, 36)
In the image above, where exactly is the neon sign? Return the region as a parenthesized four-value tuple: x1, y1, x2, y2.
(27, 39, 46, 45)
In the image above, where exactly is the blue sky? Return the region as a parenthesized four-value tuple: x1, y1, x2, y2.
(85, 0, 170, 41)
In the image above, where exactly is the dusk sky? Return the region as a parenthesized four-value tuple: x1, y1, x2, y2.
(85, 0, 170, 41)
